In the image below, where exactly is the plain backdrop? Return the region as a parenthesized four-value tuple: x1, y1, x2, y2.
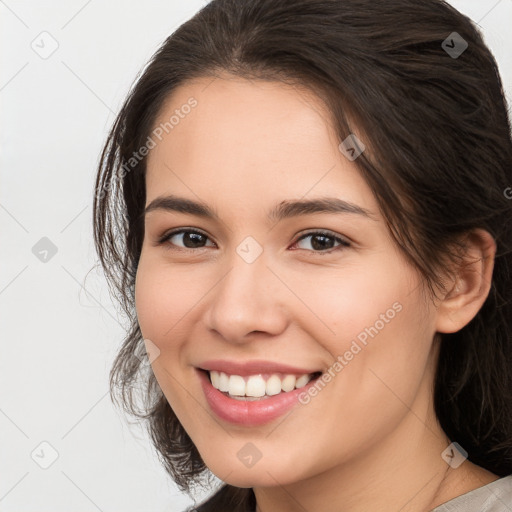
(1, 1, 511, 511)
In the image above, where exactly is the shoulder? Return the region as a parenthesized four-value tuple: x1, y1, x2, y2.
(182, 484, 255, 512)
(431, 474, 512, 511)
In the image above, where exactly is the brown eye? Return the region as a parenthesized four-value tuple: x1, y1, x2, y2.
(292, 230, 351, 253)
(158, 229, 215, 250)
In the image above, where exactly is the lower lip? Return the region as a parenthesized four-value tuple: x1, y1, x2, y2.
(197, 369, 320, 427)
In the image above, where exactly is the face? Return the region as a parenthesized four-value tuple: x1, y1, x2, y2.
(135, 75, 440, 487)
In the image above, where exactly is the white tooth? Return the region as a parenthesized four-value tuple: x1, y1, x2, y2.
(218, 372, 230, 392)
(246, 375, 266, 397)
(295, 374, 311, 389)
(228, 375, 246, 396)
(281, 374, 296, 392)
(210, 370, 220, 389)
(266, 374, 282, 396)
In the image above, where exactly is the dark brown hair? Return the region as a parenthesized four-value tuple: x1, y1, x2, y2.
(92, 1, 512, 510)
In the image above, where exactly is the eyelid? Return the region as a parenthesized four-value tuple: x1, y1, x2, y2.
(294, 229, 351, 247)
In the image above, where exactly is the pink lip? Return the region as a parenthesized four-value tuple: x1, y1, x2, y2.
(198, 359, 321, 376)
(197, 368, 321, 427)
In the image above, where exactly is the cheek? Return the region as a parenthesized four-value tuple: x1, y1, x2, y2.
(134, 262, 161, 338)
(134, 256, 201, 340)
(283, 257, 413, 344)
(290, 254, 434, 398)
(327, 276, 434, 420)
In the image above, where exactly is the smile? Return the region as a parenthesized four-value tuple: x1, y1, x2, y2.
(196, 362, 323, 426)
(208, 370, 321, 400)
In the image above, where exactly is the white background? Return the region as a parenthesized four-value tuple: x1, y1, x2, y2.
(1, 1, 511, 511)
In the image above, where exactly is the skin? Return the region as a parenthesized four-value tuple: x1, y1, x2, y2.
(135, 74, 499, 512)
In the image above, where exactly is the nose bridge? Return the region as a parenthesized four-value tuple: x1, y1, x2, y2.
(206, 243, 286, 341)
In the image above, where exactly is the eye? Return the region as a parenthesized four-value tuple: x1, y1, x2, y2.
(157, 228, 216, 251)
(157, 228, 351, 254)
(291, 230, 351, 254)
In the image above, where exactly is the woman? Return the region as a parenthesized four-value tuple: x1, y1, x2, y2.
(93, 0, 512, 510)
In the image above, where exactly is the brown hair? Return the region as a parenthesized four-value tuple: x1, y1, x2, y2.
(92, 1, 512, 510)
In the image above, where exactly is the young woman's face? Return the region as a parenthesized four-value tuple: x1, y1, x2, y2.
(135, 76, 440, 487)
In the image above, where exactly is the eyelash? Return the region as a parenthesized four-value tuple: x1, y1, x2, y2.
(156, 228, 351, 255)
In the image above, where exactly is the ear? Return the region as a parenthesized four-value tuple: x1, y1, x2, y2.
(435, 229, 496, 334)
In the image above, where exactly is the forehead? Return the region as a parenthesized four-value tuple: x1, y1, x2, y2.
(149, 75, 337, 158)
(144, 75, 376, 215)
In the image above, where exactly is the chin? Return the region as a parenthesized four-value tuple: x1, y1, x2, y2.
(208, 459, 302, 488)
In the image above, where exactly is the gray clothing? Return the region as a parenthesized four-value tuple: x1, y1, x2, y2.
(431, 474, 512, 511)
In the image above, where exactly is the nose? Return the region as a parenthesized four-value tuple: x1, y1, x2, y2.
(204, 252, 289, 344)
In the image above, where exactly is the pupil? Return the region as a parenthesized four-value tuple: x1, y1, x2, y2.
(184, 232, 205, 248)
(312, 235, 333, 251)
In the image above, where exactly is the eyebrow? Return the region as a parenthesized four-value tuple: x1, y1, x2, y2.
(144, 194, 376, 223)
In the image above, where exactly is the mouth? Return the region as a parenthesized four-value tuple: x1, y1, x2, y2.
(196, 367, 324, 426)
(201, 369, 323, 401)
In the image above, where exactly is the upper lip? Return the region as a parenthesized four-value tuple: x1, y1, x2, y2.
(197, 359, 322, 376)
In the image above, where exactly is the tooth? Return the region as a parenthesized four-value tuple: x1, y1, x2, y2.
(295, 374, 310, 389)
(246, 375, 266, 397)
(212, 371, 314, 397)
(218, 372, 230, 392)
(210, 370, 220, 388)
(266, 374, 282, 396)
(228, 375, 246, 396)
(281, 374, 296, 392)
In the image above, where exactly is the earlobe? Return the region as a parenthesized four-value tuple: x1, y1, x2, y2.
(435, 229, 496, 334)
